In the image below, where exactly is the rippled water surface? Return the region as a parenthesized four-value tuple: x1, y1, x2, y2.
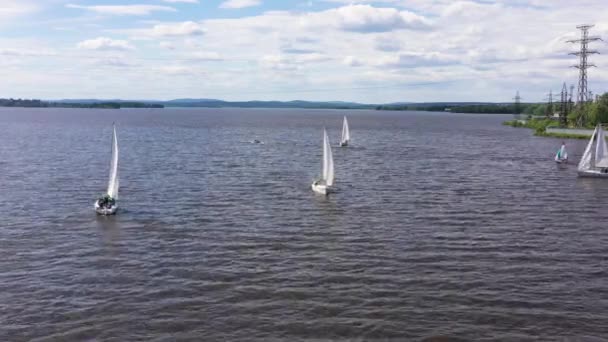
(1, 108, 608, 341)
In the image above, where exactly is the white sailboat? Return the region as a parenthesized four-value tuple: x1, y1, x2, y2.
(312, 128, 334, 195)
(554, 143, 568, 163)
(339, 116, 350, 147)
(577, 124, 608, 177)
(95, 123, 119, 215)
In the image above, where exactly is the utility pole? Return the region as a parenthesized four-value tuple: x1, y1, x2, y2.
(546, 90, 554, 118)
(567, 25, 602, 105)
(560, 83, 568, 126)
(513, 90, 522, 117)
(569, 84, 575, 113)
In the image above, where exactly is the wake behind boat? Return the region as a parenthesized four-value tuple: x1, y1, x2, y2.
(578, 124, 608, 178)
(555, 142, 568, 164)
(95, 123, 119, 215)
(339, 116, 350, 147)
(312, 128, 335, 195)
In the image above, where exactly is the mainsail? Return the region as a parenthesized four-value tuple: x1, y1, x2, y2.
(578, 125, 598, 171)
(555, 144, 567, 161)
(107, 124, 119, 199)
(341, 116, 350, 144)
(322, 128, 334, 186)
(595, 125, 608, 168)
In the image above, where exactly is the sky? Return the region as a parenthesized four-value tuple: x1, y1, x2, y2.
(1, 0, 608, 103)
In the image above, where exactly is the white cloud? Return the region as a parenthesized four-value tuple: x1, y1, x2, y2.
(95, 58, 138, 68)
(220, 0, 262, 9)
(190, 52, 223, 61)
(159, 41, 176, 50)
(66, 4, 176, 16)
(0, 1, 38, 18)
(301, 4, 431, 33)
(77, 37, 135, 51)
(376, 52, 460, 68)
(152, 21, 205, 37)
(343, 56, 363, 67)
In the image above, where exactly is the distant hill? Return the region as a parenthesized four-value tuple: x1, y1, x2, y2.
(161, 99, 376, 109)
(3, 97, 534, 113)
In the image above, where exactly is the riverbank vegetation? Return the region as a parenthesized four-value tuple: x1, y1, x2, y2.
(503, 92, 608, 138)
(0, 98, 164, 109)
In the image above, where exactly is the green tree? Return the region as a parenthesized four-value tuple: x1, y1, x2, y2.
(533, 104, 546, 117)
(591, 93, 608, 124)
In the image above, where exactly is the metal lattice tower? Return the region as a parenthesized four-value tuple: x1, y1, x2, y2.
(569, 84, 575, 112)
(546, 90, 554, 118)
(513, 90, 521, 115)
(567, 25, 602, 104)
(560, 83, 568, 126)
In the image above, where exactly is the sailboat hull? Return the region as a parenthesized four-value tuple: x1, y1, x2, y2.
(312, 183, 330, 195)
(95, 201, 118, 215)
(339, 141, 348, 147)
(577, 169, 608, 178)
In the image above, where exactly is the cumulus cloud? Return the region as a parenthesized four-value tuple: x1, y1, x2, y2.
(0, 1, 38, 20)
(159, 41, 176, 50)
(281, 43, 318, 54)
(376, 52, 460, 68)
(343, 56, 363, 67)
(77, 37, 134, 51)
(220, 0, 262, 9)
(326, 5, 431, 32)
(95, 58, 138, 68)
(188, 52, 223, 61)
(152, 21, 205, 37)
(66, 4, 176, 16)
(161, 0, 199, 3)
(375, 37, 401, 52)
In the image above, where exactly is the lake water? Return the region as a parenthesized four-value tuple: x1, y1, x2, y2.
(1, 108, 607, 341)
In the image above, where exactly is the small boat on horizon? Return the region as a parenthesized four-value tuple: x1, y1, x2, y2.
(95, 123, 119, 215)
(578, 124, 608, 178)
(339, 116, 350, 147)
(312, 128, 334, 195)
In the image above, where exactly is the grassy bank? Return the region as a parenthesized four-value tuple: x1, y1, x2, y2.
(535, 131, 590, 139)
(502, 118, 555, 135)
(503, 118, 597, 139)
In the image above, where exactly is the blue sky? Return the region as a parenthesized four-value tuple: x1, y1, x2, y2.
(1, 0, 607, 102)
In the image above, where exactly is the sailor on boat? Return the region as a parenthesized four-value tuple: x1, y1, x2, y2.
(96, 195, 115, 210)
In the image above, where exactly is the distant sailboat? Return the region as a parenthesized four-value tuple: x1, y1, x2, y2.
(95, 123, 119, 215)
(554, 142, 568, 163)
(339, 116, 350, 147)
(578, 124, 608, 177)
(312, 128, 334, 195)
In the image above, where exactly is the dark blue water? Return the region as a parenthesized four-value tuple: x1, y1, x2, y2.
(1, 108, 607, 341)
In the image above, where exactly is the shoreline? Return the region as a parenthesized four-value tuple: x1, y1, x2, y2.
(503, 119, 599, 140)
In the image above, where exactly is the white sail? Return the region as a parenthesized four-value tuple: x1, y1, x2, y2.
(341, 116, 350, 144)
(578, 125, 597, 171)
(555, 144, 567, 161)
(107, 124, 119, 199)
(322, 128, 334, 186)
(595, 125, 608, 168)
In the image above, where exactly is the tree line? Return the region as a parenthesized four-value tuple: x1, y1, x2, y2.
(0, 98, 163, 109)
